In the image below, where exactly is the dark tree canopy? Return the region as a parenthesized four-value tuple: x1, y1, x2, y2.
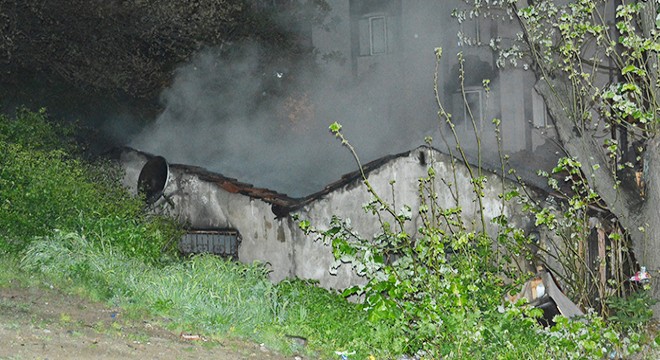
(0, 0, 328, 101)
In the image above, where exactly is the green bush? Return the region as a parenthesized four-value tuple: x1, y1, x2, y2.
(296, 123, 649, 359)
(0, 108, 179, 261)
(275, 279, 401, 358)
(607, 289, 657, 331)
(0, 107, 76, 152)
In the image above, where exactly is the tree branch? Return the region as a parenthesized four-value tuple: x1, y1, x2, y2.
(535, 76, 643, 229)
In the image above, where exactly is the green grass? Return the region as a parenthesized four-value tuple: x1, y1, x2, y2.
(2, 108, 658, 359)
(275, 280, 401, 357)
(16, 230, 395, 358)
(0, 109, 179, 259)
(0, 108, 398, 358)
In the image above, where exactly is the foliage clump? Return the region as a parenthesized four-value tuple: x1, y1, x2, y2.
(0, 108, 179, 260)
(298, 122, 656, 359)
(1, 107, 657, 358)
(0, 108, 399, 358)
(0, 0, 331, 100)
(454, 0, 660, 322)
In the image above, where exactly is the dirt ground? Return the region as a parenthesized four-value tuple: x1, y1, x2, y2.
(4, 281, 658, 360)
(0, 281, 299, 360)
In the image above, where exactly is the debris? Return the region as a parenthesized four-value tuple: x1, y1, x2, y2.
(508, 268, 583, 327)
(335, 350, 355, 360)
(629, 266, 651, 283)
(285, 334, 308, 347)
(179, 332, 207, 341)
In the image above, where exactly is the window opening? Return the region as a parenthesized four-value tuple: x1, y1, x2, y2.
(463, 88, 484, 131)
(532, 88, 549, 128)
(179, 229, 241, 259)
(370, 16, 387, 54)
(359, 15, 388, 56)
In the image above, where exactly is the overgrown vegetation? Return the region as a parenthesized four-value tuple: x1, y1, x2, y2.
(0, 108, 178, 259)
(294, 6, 660, 351)
(3, 14, 660, 353)
(295, 119, 658, 358)
(0, 104, 657, 359)
(0, 108, 403, 358)
(452, 0, 660, 317)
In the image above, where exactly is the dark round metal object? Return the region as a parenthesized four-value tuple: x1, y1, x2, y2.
(137, 156, 169, 204)
(271, 203, 290, 219)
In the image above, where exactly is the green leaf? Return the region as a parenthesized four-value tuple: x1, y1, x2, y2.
(621, 65, 639, 75)
(298, 220, 310, 231)
(621, 82, 638, 92)
(328, 122, 342, 133)
(323, 226, 341, 237)
(341, 286, 360, 297)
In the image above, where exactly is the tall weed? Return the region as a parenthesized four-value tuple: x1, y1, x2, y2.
(297, 123, 648, 359)
(0, 109, 178, 260)
(19, 231, 394, 357)
(21, 232, 276, 334)
(276, 279, 401, 357)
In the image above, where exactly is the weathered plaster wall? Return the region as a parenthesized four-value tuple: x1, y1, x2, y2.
(118, 145, 541, 291)
(120, 149, 297, 282)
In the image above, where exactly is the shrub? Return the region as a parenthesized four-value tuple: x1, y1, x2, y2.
(0, 107, 76, 152)
(297, 123, 648, 359)
(606, 289, 657, 331)
(0, 108, 179, 261)
(275, 279, 401, 358)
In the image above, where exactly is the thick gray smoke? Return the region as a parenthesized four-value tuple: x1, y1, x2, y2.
(130, 44, 435, 197)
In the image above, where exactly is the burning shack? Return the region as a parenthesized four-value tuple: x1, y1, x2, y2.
(117, 144, 549, 291)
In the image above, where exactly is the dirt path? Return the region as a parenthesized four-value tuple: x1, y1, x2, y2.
(0, 282, 298, 360)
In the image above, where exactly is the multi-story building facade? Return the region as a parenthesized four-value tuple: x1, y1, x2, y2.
(309, 1, 559, 185)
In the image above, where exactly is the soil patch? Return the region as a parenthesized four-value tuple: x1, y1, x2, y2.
(0, 281, 297, 360)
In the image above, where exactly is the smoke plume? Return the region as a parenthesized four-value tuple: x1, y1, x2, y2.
(130, 44, 435, 197)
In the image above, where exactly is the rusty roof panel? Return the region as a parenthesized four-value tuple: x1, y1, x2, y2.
(173, 163, 296, 206)
(114, 145, 554, 217)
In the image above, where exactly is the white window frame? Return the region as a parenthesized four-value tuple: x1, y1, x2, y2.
(358, 14, 388, 56)
(369, 15, 387, 55)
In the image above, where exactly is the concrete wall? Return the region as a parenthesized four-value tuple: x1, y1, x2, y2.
(119, 145, 546, 291)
